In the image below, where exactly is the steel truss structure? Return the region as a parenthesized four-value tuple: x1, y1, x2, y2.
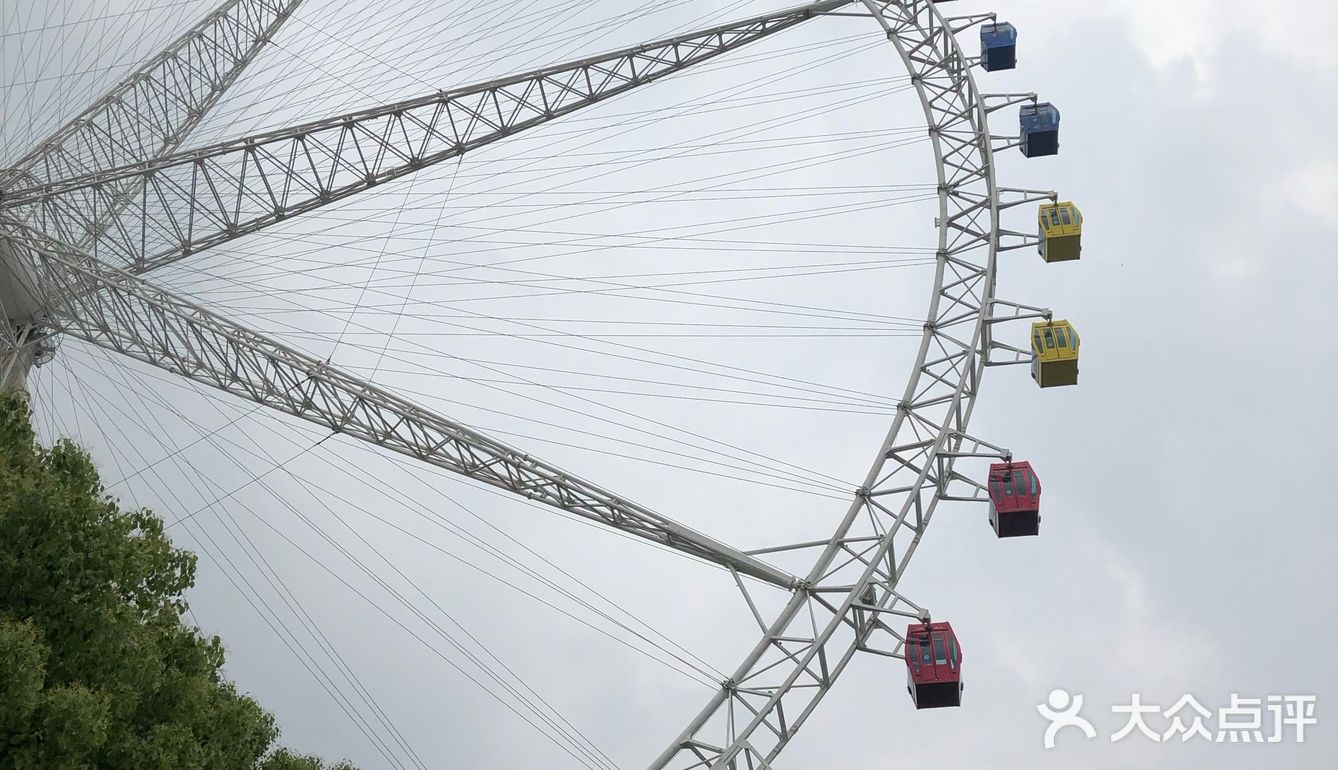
(0, 0, 848, 274)
(1, 0, 308, 247)
(0, 0, 1066, 767)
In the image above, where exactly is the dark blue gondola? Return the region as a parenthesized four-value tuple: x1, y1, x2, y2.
(1019, 102, 1060, 158)
(980, 22, 1016, 71)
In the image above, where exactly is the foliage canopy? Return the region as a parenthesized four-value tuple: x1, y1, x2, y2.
(0, 393, 354, 769)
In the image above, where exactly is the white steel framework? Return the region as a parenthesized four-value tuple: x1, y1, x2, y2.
(0, 0, 849, 274)
(0, 0, 1069, 767)
(1, 0, 308, 249)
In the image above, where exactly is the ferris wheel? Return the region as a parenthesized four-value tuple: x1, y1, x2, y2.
(0, 0, 1084, 767)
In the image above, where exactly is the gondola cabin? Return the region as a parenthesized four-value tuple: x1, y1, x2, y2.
(1019, 102, 1060, 157)
(1038, 201, 1082, 262)
(988, 461, 1041, 537)
(905, 622, 962, 709)
(1031, 320, 1080, 388)
(979, 22, 1017, 71)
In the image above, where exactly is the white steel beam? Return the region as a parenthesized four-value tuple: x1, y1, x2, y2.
(1, 0, 306, 254)
(0, 0, 856, 274)
(0, 216, 799, 590)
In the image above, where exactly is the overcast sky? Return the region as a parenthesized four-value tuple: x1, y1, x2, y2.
(3, 0, 1335, 768)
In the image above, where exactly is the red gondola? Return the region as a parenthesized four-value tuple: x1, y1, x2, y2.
(987, 460, 1041, 538)
(905, 621, 962, 709)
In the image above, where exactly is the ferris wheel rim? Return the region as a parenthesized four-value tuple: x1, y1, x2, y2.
(651, 1, 1006, 765)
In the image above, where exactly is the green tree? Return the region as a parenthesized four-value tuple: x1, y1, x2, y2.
(0, 393, 355, 770)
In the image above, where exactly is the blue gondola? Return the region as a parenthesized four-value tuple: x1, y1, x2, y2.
(980, 22, 1017, 71)
(1019, 102, 1060, 158)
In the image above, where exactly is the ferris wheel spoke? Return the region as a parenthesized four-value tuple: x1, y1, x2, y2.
(0, 0, 859, 276)
(1, 0, 307, 257)
(0, 217, 799, 590)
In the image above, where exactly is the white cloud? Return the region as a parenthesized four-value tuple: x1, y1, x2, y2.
(1020, 0, 1338, 93)
(1276, 160, 1338, 227)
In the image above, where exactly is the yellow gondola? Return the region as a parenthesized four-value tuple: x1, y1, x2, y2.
(1031, 320, 1080, 388)
(1037, 201, 1082, 263)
